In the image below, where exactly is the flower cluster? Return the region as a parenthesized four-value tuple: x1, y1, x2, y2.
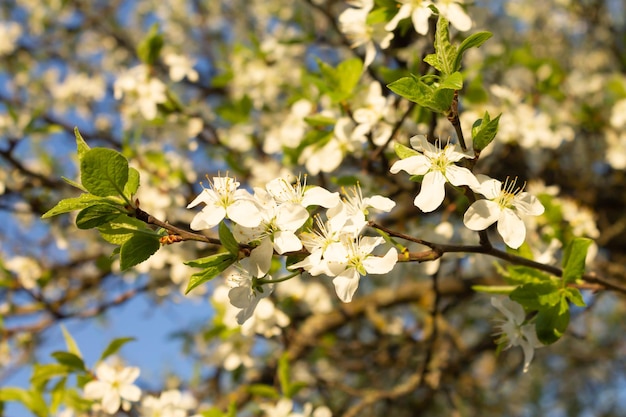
(188, 176, 399, 312)
(391, 135, 545, 249)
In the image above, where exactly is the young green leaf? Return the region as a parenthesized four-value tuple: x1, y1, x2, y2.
(431, 15, 457, 75)
(74, 127, 90, 160)
(438, 71, 464, 90)
(453, 31, 493, 72)
(41, 194, 109, 219)
(119, 233, 161, 270)
(76, 204, 123, 229)
(80, 148, 129, 197)
(50, 351, 86, 372)
(0, 387, 48, 417)
(185, 252, 237, 294)
(561, 237, 592, 285)
(60, 325, 83, 358)
(124, 167, 141, 198)
(137, 23, 163, 65)
(509, 281, 561, 310)
(30, 363, 71, 389)
(219, 222, 240, 256)
(535, 298, 569, 345)
(99, 337, 136, 361)
(472, 112, 501, 152)
(98, 216, 152, 245)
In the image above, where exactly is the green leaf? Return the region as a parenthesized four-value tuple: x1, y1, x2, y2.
(439, 71, 463, 90)
(30, 363, 71, 388)
(303, 114, 336, 127)
(317, 58, 363, 102)
(184, 252, 237, 294)
(61, 325, 82, 358)
(454, 31, 493, 72)
(510, 281, 560, 310)
(472, 112, 501, 152)
(393, 142, 420, 159)
(119, 233, 161, 270)
(564, 287, 586, 307)
(431, 86, 455, 112)
(51, 351, 86, 371)
(99, 337, 136, 361)
(247, 384, 280, 399)
(219, 222, 240, 256)
(137, 23, 163, 65)
(74, 127, 90, 160)
(278, 354, 291, 397)
(430, 15, 457, 75)
(471, 285, 516, 294)
(76, 204, 123, 229)
(124, 167, 140, 198)
(41, 194, 110, 219)
(387, 76, 425, 104)
(80, 148, 129, 197)
(502, 265, 551, 286)
(0, 388, 48, 417)
(61, 176, 88, 191)
(536, 299, 569, 345)
(561, 237, 593, 285)
(98, 216, 150, 245)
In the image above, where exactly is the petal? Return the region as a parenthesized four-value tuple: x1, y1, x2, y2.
(389, 155, 430, 175)
(476, 178, 502, 199)
(411, 6, 433, 35)
(117, 366, 140, 384)
(384, 3, 412, 32)
(414, 171, 446, 212)
(364, 195, 396, 212)
(273, 231, 302, 254)
(302, 187, 340, 208)
(83, 381, 107, 400)
(227, 200, 262, 227)
(464, 200, 501, 230)
(363, 247, 397, 274)
(276, 203, 309, 230)
(513, 192, 545, 216)
(497, 208, 526, 249)
(119, 384, 141, 402)
(249, 239, 274, 277)
(101, 390, 121, 414)
(332, 269, 361, 302)
(189, 206, 225, 230)
(445, 165, 480, 188)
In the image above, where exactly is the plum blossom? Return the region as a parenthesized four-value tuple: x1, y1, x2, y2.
(187, 176, 261, 230)
(463, 176, 544, 249)
(390, 135, 479, 212)
(233, 187, 309, 276)
(265, 176, 340, 209)
(113, 65, 167, 120)
(163, 53, 199, 82)
(140, 389, 198, 417)
(491, 297, 543, 373)
(385, 0, 472, 35)
(338, 0, 394, 68)
(83, 362, 141, 414)
(225, 260, 274, 324)
(327, 183, 396, 235)
(324, 236, 398, 302)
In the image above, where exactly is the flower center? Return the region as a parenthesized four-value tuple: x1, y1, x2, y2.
(495, 177, 525, 209)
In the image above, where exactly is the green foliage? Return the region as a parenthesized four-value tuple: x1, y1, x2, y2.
(387, 73, 458, 113)
(184, 252, 238, 294)
(471, 111, 501, 152)
(393, 142, 420, 159)
(314, 58, 363, 103)
(219, 221, 241, 256)
(99, 337, 136, 361)
(119, 233, 161, 270)
(562, 237, 593, 285)
(137, 23, 164, 65)
(80, 148, 130, 197)
(0, 388, 48, 417)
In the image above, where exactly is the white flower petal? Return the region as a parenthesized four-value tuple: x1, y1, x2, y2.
(513, 192, 545, 216)
(273, 231, 302, 254)
(414, 171, 446, 212)
(363, 247, 397, 274)
(464, 200, 501, 230)
(332, 269, 361, 302)
(445, 165, 480, 188)
(389, 154, 430, 175)
(497, 208, 526, 248)
(302, 187, 340, 208)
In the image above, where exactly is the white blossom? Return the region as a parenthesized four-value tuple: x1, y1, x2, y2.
(83, 362, 141, 414)
(390, 135, 479, 212)
(464, 176, 545, 249)
(491, 297, 543, 373)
